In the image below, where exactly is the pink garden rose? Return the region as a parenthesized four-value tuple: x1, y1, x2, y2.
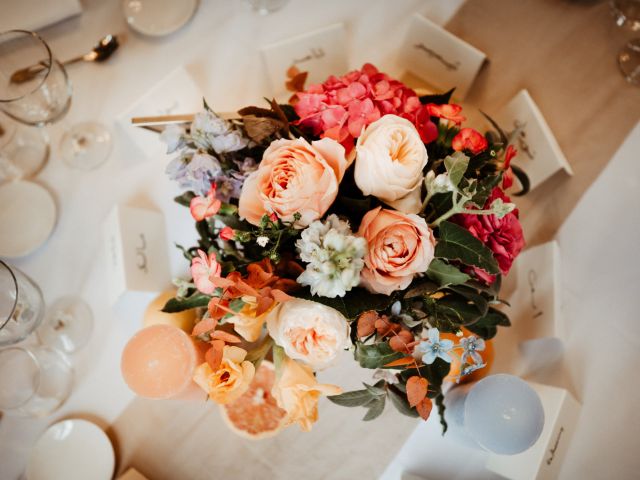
(294, 64, 425, 152)
(357, 207, 436, 295)
(453, 188, 525, 283)
(238, 137, 349, 228)
(191, 249, 222, 294)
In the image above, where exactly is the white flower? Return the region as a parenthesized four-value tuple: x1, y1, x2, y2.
(354, 115, 428, 214)
(424, 170, 456, 195)
(372, 369, 399, 385)
(191, 110, 249, 153)
(160, 124, 186, 154)
(296, 215, 367, 298)
(266, 299, 350, 370)
(256, 236, 270, 247)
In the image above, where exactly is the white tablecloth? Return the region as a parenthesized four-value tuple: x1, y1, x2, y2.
(0, 1, 464, 478)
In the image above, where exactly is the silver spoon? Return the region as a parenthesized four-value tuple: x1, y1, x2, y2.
(10, 34, 121, 84)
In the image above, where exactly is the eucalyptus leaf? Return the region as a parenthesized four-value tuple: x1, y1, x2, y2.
(355, 342, 404, 369)
(444, 151, 469, 188)
(426, 258, 471, 287)
(363, 396, 386, 421)
(388, 387, 419, 418)
(435, 221, 500, 275)
(327, 389, 373, 407)
(363, 382, 386, 397)
(162, 293, 210, 313)
(174, 191, 195, 207)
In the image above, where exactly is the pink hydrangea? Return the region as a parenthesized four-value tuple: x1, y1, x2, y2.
(294, 64, 436, 152)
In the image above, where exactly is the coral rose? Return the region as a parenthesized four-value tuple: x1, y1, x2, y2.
(272, 356, 342, 432)
(354, 115, 428, 214)
(192, 346, 255, 404)
(358, 207, 436, 295)
(453, 187, 525, 282)
(452, 128, 488, 155)
(266, 299, 350, 371)
(226, 302, 274, 342)
(238, 137, 349, 228)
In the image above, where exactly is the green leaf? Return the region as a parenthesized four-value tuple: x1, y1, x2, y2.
(363, 396, 386, 421)
(295, 287, 395, 321)
(162, 293, 210, 313)
(355, 342, 404, 369)
(466, 307, 511, 339)
(446, 285, 489, 317)
(327, 389, 373, 407)
(388, 386, 419, 418)
(214, 214, 251, 231)
(364, 381, 386, 397)
(444, 151, 469, 188)
(435, 221, 500, 275)
(511, 164, 530, 196)
(470, 175, 501, 207)
(435, 394, 448, 435)
(401, 359, 451, 391)
(174, 191, 195, 207)
(480, 110, 508, 146)
(426, 259, 471, 287)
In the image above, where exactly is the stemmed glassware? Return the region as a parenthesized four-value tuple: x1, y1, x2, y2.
(0, 260, 93, 416)
(0, 30, 112, 171)
(611, 0, 640, 85)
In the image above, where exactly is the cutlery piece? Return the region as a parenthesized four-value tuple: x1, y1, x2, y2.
(10, 34, 121, 84)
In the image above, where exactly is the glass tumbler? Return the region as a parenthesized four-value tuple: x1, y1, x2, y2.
(0, 345, 73, 417)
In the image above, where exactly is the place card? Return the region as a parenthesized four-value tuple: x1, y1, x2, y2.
(103, 205, 171, 305)
(486, 382, 580, 480)
(400, 14, 486, 99)
(116, 66, 203, 162)
(496, 89, 573, 191)
(261, 23, 348, 95)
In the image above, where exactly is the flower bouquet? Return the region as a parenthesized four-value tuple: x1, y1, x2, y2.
(157, 63, 527, 436)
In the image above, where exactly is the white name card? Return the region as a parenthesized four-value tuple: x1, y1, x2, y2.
(116, 66, 203, 161)
(261, 23, 348, 96)
(497, 89, 573, 191)
(400, 14, 486, 100)
(486, 382, 580, 480)
(103, 205, 171, 305)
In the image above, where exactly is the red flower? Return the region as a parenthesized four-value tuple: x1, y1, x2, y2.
(453, 188, 524, 283)
(410, 105, 439, 144)
(426, 103, 466, 124)
(452, 128, 488, 155)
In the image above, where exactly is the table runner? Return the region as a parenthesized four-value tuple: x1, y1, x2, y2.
(110, 1, 640, 478)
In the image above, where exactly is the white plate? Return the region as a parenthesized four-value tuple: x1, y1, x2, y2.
(0, 181, 56, 258)
(26, 419, 115, 480)
(123, 0, 199, 37)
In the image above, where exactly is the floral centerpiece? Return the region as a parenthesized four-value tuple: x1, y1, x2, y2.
(158, 64, 526, 435)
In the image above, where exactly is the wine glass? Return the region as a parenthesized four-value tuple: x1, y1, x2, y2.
(0, 30, 112, 170)
(610, 0, 640, 85)
(445, 374, 545, 455)
(0, 260, 93, 353)
(0, 345, 73, 417)
(0, 113, 49, 181)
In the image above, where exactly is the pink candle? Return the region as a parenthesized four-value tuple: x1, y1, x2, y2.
(121, 324, 205, 400)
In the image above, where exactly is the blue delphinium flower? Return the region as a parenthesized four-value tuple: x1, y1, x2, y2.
(417, 328, 454, 364)
(460, 335, 485, 365)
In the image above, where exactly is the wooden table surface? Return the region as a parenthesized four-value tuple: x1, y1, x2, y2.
(110, 1, 640, 479)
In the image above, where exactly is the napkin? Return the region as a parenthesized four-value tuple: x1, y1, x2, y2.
(0, 0, 82, 32)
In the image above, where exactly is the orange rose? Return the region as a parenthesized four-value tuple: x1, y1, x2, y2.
(238, 137, 349, 228)
(358, 207, 436, 295)
(192, 346, 255, 404)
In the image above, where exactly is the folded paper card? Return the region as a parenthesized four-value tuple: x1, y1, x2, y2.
(261, 23, 348, 97)
(486, 382, 580, 480)
(497, 89, 573, 190)
(400, 14, 486, 99)
(116, 66, 203, 161)
(0, 0, 82, 32)
(506, 241, 563, 341)
(103, 205, 171, 305)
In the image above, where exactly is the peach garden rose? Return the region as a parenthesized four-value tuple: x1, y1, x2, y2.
(238, 137, 349, 228)
(192, 345, 255, 404)
(357, 207, 436, 295)
(272, 356, 342, 432)
(354, 114, 428, 214)
(266, 298, 350, 371)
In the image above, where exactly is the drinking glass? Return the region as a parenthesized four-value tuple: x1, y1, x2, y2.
(0, 30, 112, 170)
(0, 113, 49, 180)
(445, 374, 545, 455)
(0, 259, 45, 346)
(0, 260, 93, 352)
(610, 0, 640, 85)
(0, 345, 73, 417)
